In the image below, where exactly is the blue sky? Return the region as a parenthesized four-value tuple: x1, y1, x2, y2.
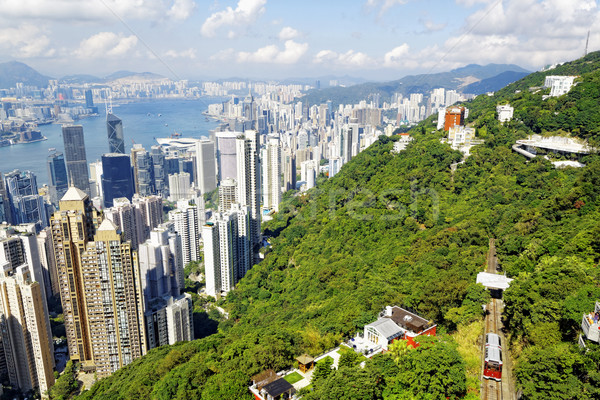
(0, 0, 598, 81)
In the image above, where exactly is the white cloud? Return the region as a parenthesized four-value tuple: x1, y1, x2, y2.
(314, 49, 375, 68)
(165, 48, 197, 59)
(237, 40, 308, 64)
(201, 0, 267, 38)
(75, 32, 138, 59)
(209, 48, 236, 61)
(278, 26, 300, 41)
(420, 19, 447, 33)
(167, 0, 196, 20)
(455, 0, 493, 6)
(365, 0, 408, 15)
(0, 23, 55, 58)
(0, 0, 195, 22)
(383, 44, 410, 67)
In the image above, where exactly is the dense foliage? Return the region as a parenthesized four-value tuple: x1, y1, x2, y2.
(75, 51, 600, 399)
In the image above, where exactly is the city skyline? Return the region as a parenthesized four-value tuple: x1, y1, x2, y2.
(0, 0, 597, 81)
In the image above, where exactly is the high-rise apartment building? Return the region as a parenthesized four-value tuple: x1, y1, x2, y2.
(218, 178, 237, 212)
(150, 146, 167, 196)
(80, 219, 145, 377)
(50, 187, 100, 365)
(194, 139, 216, 194)
(203, 203, 251, 298)
(101, 153, 134, 208)
(0, 265, 55, 394)
(132, 195, 163, 239)
(62, 125, 90, 195)
(235, 131, 261, 251)
(106, 113, 125, 154)
(215, 132, 238, 181)
(168, 202, 200, 265)
(104, 198, 143, 250)
(168, 172, 190, 202)
(47, 151, 69, 206)
(282, 147, 296, 192)
(144, 293, 193, 350)
(262, 137, 282, 212)
(37, 227, 58, 298)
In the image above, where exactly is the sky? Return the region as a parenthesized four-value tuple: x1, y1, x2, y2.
(0, 0, 598, 82)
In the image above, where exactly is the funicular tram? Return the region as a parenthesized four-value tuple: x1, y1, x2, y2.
(483, 333, 502, 381)
(581, 301, 600, 344)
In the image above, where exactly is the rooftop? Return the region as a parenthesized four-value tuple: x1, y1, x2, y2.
(263, 378, 295, 398)
(61, 186, 88, 202)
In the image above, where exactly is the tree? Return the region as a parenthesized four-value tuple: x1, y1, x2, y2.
(311, 357, 335, 385)
(49, 361, 81, 400)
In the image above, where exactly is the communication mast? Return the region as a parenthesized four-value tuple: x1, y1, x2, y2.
(584, 30, 590, 57)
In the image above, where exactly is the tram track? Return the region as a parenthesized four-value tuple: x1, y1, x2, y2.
(482, 298, 503, 400)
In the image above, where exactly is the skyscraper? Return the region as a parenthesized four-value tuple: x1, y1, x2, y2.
(107, 113, 125, 154)
(168, 172, 190, 202)
(50, 187, 100, 365)
(0, 173, 13, 224)
(168, 202, 201, 265)
(262, 136, 282, 212)
(47, 151, 69, 206)
(101, 153, 134, 208)
(194, 139, 216, 194)
(4, 170, 47, 229)
(80, 219, 145, 377)
(203, 203, 251, 298)
(215, 132, 238, 181)
(62, 125, 90, 194)
(218, 178, 237, 212)
(236, 131, 261, 251)
(282, 147, 297, 192)
(131, 145, 155, 196)
(0, 265, 55, 394)
(51, 188, 146, 378)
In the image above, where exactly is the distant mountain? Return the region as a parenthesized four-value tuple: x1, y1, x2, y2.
(301, 63, 531, 106)
(60, 74, 104, 85)
(0, 61, 52, 89)
(105, 71, 165, 81)
(461, 71, 529, 95)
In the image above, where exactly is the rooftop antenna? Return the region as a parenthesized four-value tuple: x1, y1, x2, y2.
(584, 30, 590, 57)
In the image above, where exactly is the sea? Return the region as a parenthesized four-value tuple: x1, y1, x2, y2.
(0, 98, 224, 186)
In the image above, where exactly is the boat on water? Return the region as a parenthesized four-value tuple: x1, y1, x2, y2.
(48, 147, 56, 151)
(158, 113, 162, 117)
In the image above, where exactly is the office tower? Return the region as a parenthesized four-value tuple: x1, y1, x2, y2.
(194, 139, 217, 194)
(50, 187, 100, 364)
(0, 265, 55, 394)
(203, 203, 251, 297)
(89, 160, 103, 199)
(215, 132, 238, 181)
(235, 131, 261, 250)
(104, 198, 143, 250)
(168, 172, 190, 202)
(150, 146, 167, 196)
(282, 147, 296, 192)
(84, 89, 94, 108)
(47, 151, 69, 206)
(179, 159, 194, 185)
(218, 178, 236, 212)
(262, 137, 282, 212)
(0, 173, 12, 224)
(168, 202, 200, 265)
(131, 146, 155, 196)
(107, 113, 125, 154)
(4, 170, 47, 229)
(101, 153, 134, 208)
(144, 293, 193, 350)
(62, 125, 90, 194)
(37, 227, 58, 299)
(80, 219, 145, 377)
(138, 222, 183, 304)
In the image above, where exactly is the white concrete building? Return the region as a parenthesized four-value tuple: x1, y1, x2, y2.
(262, 136, 282, 212)
(194, 139, 217, 194)
(496, 104, 514, 123)
(203, 204, 252, 298)
(544, 75, 576, 97)
(168, 172, 191, 202)
(168, 202, 201, 265)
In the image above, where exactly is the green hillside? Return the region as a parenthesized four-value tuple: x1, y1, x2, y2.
(65, 52, 600, 400)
